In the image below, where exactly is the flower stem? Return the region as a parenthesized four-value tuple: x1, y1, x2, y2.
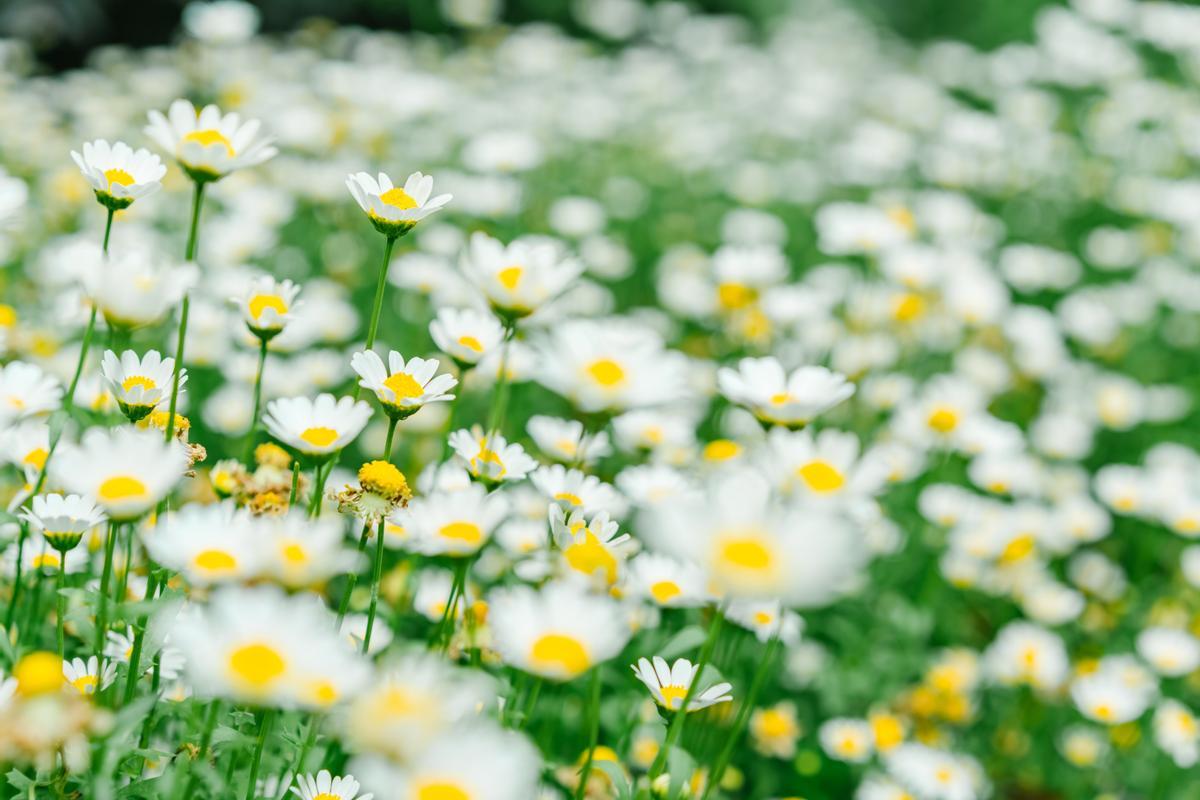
(307, 461, 330, 518)
(3, 522, 29, 631)
(434, 558, 469, 652)
(335, 525, 370, 628)
(649, 606, 725, 781)
(574, 668, 603, 800)
(55, 551, 68, 659)
(122, 568, 161, 704)
(361, 518, 387, 655)
(242, 336, 269, 462)
(164, 181, 206, 444)
(701, 635, 782, 799)
(363, 235, 397, 357)
(244, 708, 275, 800)
(484, 325, 516, 438)
(102, 207, 114, 253)
(94, 520, 118, 662)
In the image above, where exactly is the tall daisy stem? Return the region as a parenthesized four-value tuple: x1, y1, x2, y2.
(484, 325, 516, 438)
(55, 551, 68, 659)
(434, 557, 469, 652)
(164, 181, 206, 444)
(359, 416, 399, 654)
(244, 708, 275, 800)
(649, 606, 725, 781)
(701, 635, 782, 799)
(94, 520, 119, 662)
(574, 668, 603, 800)
(122, 568, 161, 704)
(242, 336, 270, 462)
(363, 235, 397, 356)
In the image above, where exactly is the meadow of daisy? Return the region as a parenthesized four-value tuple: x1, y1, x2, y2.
(2, 0, 1200, 798)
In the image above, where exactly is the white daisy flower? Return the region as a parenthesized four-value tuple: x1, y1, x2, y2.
(86, 249, 196, 331)
(429, 307, 504, 367)
(346, 171, 452, 238)
(145, 99, 277, 182)
(631, 656, 733, 712)
(290, 770, 373, 800)
(397, 483, 508, 557)
(718, 356, 855, 428)
(624, 553, 709, 608)
(20, 493, 106, 554)
(232, 276, 301, 340)
(141, 502, 264, 586)
(448, 427, 538, 485)
(526, 415, 611, 465)
(350, 350, 457, 420)
(819, 718, 874, 763)
(263, 394, 372, 458)
(1, 419, 50, 472)
(530, 464, 625, 517)
(101, 349, 186, 423)
(62, 656, 117, 696)
(53, 427, 189, 521)
(461, 231, 583, 321)
(548, 505, 634, 586)
(70, 139, 165, 210)
(0, 361, 63, 424)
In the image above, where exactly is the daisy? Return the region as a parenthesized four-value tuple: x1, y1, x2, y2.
(717, 357, 855, 428)
(70, 139, 165, 210)
(261, 509, 361, 588)
(53, 428, 189, 521)
(1154, 700, 1200, 768)
(1, 420, 49, 472)
(724, 600, 805, 645)
(263, 394, 372, 459)
(87, 249, 196, 331)
(624, 553, 709, 608)
(335, 460, 413, 526)
(1136, 627, 1200, 677)
(290, 770, 373, 800)
(232, 276, 301, 341)
(339, 613, 394, 656)
(7, 533, 85, 575)
(884, 744, 987, 800)
(461, 231, 583, 321)
(1070, 658, 1157, 725)
(20, 493, 106, 554)
(0, 361, 63, 424)
(145, 99, 277, 182)
(350, 350, 457, 420)
(346, 171, 452, 238)
(631, 656, 733, 712)
(750, 701, 801, 759)
(101, 349, 186, 423)
(448, 427, 538, 485)
(766, 427, 880, 502)
(104, 627, 185, 682)
(549, 505, 634, 586)
(489, 581, 631, 681)
(819, 718, 874, 763)
(531, 464, 625, 516)
(367, 724, 541, 800)
(526, 415, 611, 465)
(62, 656, 117, 697)
(983, 622, 1070, 692)
(429, 307, 504, 367)
(399, 483, 508, 557)
(141, 502, 264, 586)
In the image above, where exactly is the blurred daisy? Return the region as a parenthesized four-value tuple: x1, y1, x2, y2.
(146, 99, 277, 182)
(489, 581, 630, 681)
(367, 724, 541, 800)
(549, 505, 633, 586)
(750, 701, 801, 758)
(346, 171, 451, 238)
(820, 718, 874, 763)
(448, 428, 537, 485)
(462, 231, 582, 320)
(0, 361, 63, 424)
(526, 415, 611, 465)
(624, 553, 708, 608)
(400, 483, 508, 557)
(531, 464, 624, 516)
(718, 357, 854, 428)
(1, 420, 49, 472)
(233, 276, 301, 341)
(101, 349, 185, 423)
(429, 307, 504, 367)
(54, 428, 189, 521)
(631, 656, 732, 712)
(62, 656, 116, 697)
(70, 139, 165, 210)
(20, 493, 106, 554)
(263, 394, 371, 458)
(142, 502, 263, 586)
(290, 770, 373, 800)
(350, 350, 457, 420)
(87, 250, 196, 331)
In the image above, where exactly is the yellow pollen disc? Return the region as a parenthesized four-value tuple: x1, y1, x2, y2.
(193, 549, 237, 573)
(439, 521, 484, 546)
(659, 684, 689, 709)
(893, 292, 925, 322)
(472, 447, 506, 477)
(104, 168, 135, 188)
(308, 681, 338, 706)
(281, 543, 308, 564)
(564, 531, 619, 584)
(497, 265, 523, 290)
(650, 580, 682, 604)
(416, 784, 471, 800)
(1093, 703, 1114, 721)
(457, 335, 484, 353)
(554, 492, 584, 507)
(838, 736, 863, 756)
(586, 358, 626, 388)
(248, 294, 287, 321)
(383, 371, 425, 400)
(299, 427, 339, 448)
(769, 392, 791, 406)
(719, 536, 774, 572)
(530, 633, 591, 677)
(0, 304, 15, 326)
(71, 675, 99, 695)
(934, 767, 953, 784)
(759, 709, 793, 738)
(797, 460, 845, 493)
(183, 128, 234, 156)
(927, 407, 959, 433)
(32, 553, 61, 570)
(121, 375, 157, 393)
(753, 611, 774, 625)
(703, 440, 741, 462)
(14, 652, 64, 696)
(887, 206, 917, 233)
(312, 795, 339, 800)
(1021, 647, 1038, 670)
(379, 186, 418, 210)
(23, 448, 48, 469)
(717, 282, 756, 310)
(999, 534, 1035, 565)
(98, 475, 148, 502)
(228, 642, 286, 688)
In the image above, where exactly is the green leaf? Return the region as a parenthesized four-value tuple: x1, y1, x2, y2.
(593, 760, 634, 800)
(4, 770, 33, 791)
(657, 626, 706, 660)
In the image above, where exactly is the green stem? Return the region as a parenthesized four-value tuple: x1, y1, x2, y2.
(289, 461, 301, 507)
(335, 526, 370, 627)
(122, 569, 161, 704)
(649, 607, 725, 781)
(276, 717, 319, 799)
(64, 306, 97, 414)
(363, 235, 397, 356)
(164, 181, 205, 444)
(484, 325, 516, 439)
(306, 461, 330, 518)
(115, 521, 133, 609)
(102, 207, 114, 253)
(242, 336, 269, 463)
(94, 520, 118, 662)
(361, 518, 387, 655)
(518, 676, 542, 731)
(55, 551, 68, 659)
(3, 522, 29, 630)
(244, 709, 275, 800)
(574, 668, 603, 800)
(701, 635, 782, 800)
(434, 558, 469, 652)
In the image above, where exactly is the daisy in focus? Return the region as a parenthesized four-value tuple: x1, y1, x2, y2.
(70, 139, 165, 210)
(350, 350, 457, 420)
(101, 350, 186, 423)
(145, 99, 277, 182)
(263, 394, 372, 459)
(631, 656, 733, 712)
(233, 276, 301, 341)
(346, 171, 452, 238)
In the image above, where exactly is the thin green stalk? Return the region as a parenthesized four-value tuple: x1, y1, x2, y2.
(335, 526, 370, 627)
(55, 551, 68, 659)
(94, 520, 118, 662)
(360, 518, 387, 655)
(22, 564, 45, 645)
(434, 558, 469, 652)
(115, 521, 133, 609)
(242, 336, 269, 462)
(574, 668, 603, 800)
(518, 676, 543, 731)
(164, 181, 206, 444)
(701, 635, 782, 799)
(64, 306, 97, 413)
(484, 325, 516, 438)
(122, 569, 161, 704)
(276, 717, 320, 800)
(102, 207, 114, 253)
(289, 461, 301, 507)
(362, 235, 397, 358)
(307, 461, 331, 518)
(244, 709, 275, 800)
(3, 522, 29, 630)
(649, 607, 725, 781)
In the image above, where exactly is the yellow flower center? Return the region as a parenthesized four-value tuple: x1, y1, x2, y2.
(935, 767, 953, 784)
(586, 358, 626, 388)
(530, 633, 591, 677)
(104, 168, 135, 188)
(753, 611, 774, 625)
(228, 642, 286, 688)
(379, 187, 418, 210)
(121, 375, 157, 393)
(439, 521, 484, 546)
(22, 447, 48, 469)
(14, 652, 63, 696)
(71, 675, 99, 695)
(281, 543, 308, 564)
(718, 533, 775, 572)
(383, 371, 425, 400)
(564, 531, 619, 584)
(554, 491, 584, 507)
(758, 709, 793, 738)
(313, 795, 339, 800)
(193, 549, 238, 573)
(98, 475, 148, 502)
(1093, 703, 1114, 721)
(0, 304, 15, 326)
(457, 335, 484, 353)
(999, 534, 1035, 564)
(299, 426, 339, 448)
(650, 580, 682, 604)
(497, 265, 523, 290)
(359, 460, 410, 501)
(659, 684, 689, 709)
(416, 784, 471, 800)
(472, 446, 506, 477)
(183, 128, 235, 156)
(769, 392, 791, 406)
(703, 439, 741, 462)
(32, 553, 61, 570)
(306, 681, 339, 707)
(717, 282, 756, 311)
(837, 735, 864, 756)
(927, 407, 959, 434)
(893, 292, 925, 322)
(248, 294, 288, 321)
(796, 460, 845, 493)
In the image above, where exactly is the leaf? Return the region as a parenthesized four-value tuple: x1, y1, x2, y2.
(666, 745, 697, 798)
(593, 760, 634, 800)
(4, 770, 32, 791)
(657, 625, 706, 660)
(46, 409, 70, 445)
